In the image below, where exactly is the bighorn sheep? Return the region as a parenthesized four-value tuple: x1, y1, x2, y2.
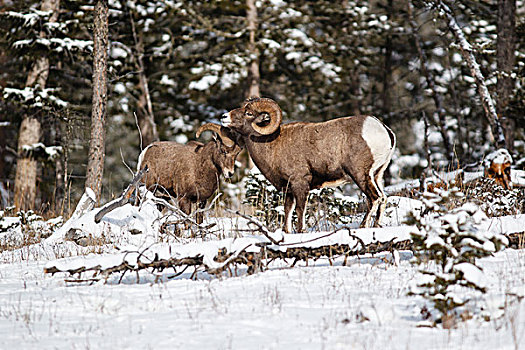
(221, 97, 396, 233)
(136, 123, 242, 223)
(483, 148, 513, 189)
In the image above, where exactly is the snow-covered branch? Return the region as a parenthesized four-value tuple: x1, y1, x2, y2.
(3, 86, 68, 108)
(426, 0, 506, 148)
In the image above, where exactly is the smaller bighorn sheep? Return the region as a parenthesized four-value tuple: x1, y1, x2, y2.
(484, 148, 513, 189)
(136, 123, 242, 223)
(221, 97, 396, 233)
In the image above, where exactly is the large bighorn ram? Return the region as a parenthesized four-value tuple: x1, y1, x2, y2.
(221, 98, 396, 233)
(137, 123, 242, 223)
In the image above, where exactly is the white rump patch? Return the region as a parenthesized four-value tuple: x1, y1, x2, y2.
(361, 117, 393, 193)
(221, 112, 232, 127)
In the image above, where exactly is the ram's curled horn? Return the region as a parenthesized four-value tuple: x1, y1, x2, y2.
(247, 98, 282, 135)
(196, 123, 236, 147)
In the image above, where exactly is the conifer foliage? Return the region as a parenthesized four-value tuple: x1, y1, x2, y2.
(407, 188, 508, 327)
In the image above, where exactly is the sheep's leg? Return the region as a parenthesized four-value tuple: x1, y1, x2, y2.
(283, 194, 296, 233)
(373, 161, 390, 227)
(195, 200, 206, 224)
(360, 179, 381, 228)
(374, 196, 387, 226)
(293, 188, 309, 233)
(178, 197, 193, 230)
(179, 197, 192, 216)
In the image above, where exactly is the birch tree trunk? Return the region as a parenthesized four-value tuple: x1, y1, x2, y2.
(246, 0, 260, 99)
(13, 0, 60, 211)
(85, 0, 109, 203)
(497, 0, 516, 152)
(431, 0, 506, 148)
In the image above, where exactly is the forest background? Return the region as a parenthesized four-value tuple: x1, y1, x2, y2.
(0, 0, 524, 217)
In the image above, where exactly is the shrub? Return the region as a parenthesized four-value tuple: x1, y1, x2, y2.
(243, 169, 358, 231)
(407, 188, 508, 327)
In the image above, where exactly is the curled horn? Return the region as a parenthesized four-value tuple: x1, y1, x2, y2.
(196, 123, 235, 147)
(246, 98, 282, 135)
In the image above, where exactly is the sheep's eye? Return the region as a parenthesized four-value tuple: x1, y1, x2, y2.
(245, 111, 253, 117)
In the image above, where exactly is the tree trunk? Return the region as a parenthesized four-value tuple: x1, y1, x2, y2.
(408, 1, 454, 162)
(497, 0, 516, 152)
(85, 0, 109, 203)
(13, 0, 60, 211)
(130, 11, 158, 148)
(246, 0, 260, 99)
(53, 119, 65, 214)
(431, 0, 506, 149)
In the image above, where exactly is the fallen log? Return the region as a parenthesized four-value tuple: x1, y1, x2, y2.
(43, 222, 525, 283)
(44, 227, 413, 282)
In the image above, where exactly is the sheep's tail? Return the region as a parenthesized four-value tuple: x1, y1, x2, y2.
(136, 144, 153, 173)
(384, 124, 396, 165)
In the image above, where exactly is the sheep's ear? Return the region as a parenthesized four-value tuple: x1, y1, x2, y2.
(254, 112, 271, 126)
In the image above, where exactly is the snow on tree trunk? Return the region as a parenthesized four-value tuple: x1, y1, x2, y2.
(85, 0, 109, 203)
(13, 0, 60, 212)
(430, 0, 506, 148)
(246, 0, 260, 99)
(70, 188, 96, 221)
(497, 0, 516, 152)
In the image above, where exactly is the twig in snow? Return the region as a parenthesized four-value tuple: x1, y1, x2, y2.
(94, 165, 149, 223)
(226, 209, 283, 245)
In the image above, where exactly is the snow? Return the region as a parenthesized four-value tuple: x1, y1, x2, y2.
(1, 193, 524, 349)
(454, 263, 487, 289)
(284, 28, 314, 47)
(113, 82, 126, 94)
(279, 8, 302, 19)
(110, 46, 128, 59)
(189, 75, 219, 90)
(1, 247, 524, 349)
(13, 37, 93, 52)
(5, 10, 51, 26)
(484, 148, 513, 166)
(159, 74, 176, 87)
(262, 38, 281, 50)
(20, 143, 62, 160)
(3, 86, 68, 108)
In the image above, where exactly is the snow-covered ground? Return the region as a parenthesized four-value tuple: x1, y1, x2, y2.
(0, 195, 524, 349)
(1, 248, 523, 349)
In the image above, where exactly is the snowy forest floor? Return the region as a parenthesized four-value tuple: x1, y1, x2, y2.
(0, 246, 523, 349)
(1, 183, 525, 349)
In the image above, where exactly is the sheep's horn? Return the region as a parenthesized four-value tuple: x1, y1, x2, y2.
(247, 98, 282, 135)
(196, 123, 235, 147)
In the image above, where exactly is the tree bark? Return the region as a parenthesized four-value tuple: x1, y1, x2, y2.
(13, 0, 60, 211)
(497, 0, 516, 152)
(246, 0, 260, 99)
(85, 0, 109, 203)
(431, 0, 506, 149)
